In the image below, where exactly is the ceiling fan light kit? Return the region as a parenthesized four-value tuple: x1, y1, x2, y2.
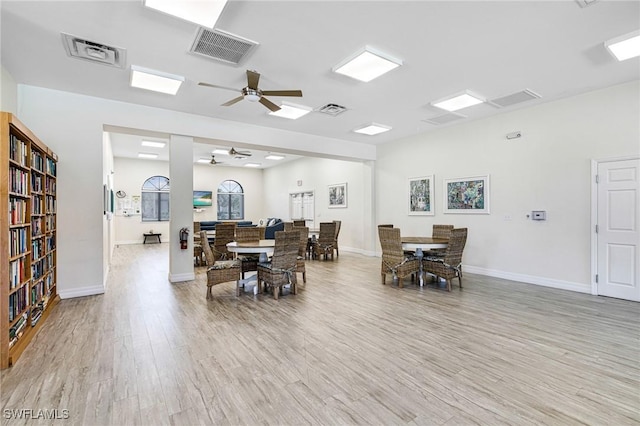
(199, 70, 303, 112)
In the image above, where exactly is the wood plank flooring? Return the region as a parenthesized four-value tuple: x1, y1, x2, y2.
(1, 243, 639, 425)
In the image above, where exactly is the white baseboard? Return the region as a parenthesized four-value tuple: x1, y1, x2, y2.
(462, 265, 591, 294)
(116, 240, 170, 245)
(169, 272, 195, 283)
(58, 284, 105, 299)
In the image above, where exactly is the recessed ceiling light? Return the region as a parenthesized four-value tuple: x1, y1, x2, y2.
(268, 102, 312, 120)
(244, 163, 261, 168)
(130, 65, 184, 95)
(333, 46, 402, 82)
(196, 158, 210, 163)
(431, 90, 486, 112)
(138, 152, 158, 159)
(353, 123, 392, 136)
(605, 30, 640, 61)
(141, 140, 166, 148)
(265, 154, 285, 160)
(212, 149, 230, 155)
(143, 0, 228, 28)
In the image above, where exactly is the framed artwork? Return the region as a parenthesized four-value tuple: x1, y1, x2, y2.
(328, 183, 347, 208)
(408, 175, 434, 215)
(444, 175, 490, 214)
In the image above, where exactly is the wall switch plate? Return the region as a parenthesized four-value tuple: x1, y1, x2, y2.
(532, 210, 546, 220)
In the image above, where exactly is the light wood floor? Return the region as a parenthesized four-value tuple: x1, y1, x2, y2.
(1, 243, 639, 425)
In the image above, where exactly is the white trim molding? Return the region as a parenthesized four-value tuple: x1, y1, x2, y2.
(169, 272, 195, 283)
(58, 285, 105, 299)
(463, 265, 591, 294)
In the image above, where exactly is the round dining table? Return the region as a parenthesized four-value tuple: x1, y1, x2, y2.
(401, 237, 449, 286)
(227, 239, 275, 294)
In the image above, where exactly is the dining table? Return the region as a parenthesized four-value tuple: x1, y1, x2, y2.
(227, 239, 275, 294)
(401, 237, 449, 286)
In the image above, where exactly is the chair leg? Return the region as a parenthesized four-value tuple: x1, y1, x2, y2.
(458, 273, 463, 288)
(302, 271, 306, 283)
(207, 286, 212, 300)
(381, 273, 386, 285)
(236, 280, 241, 296)
(446, 279, 452, 292)
(273, 285, 279, 300)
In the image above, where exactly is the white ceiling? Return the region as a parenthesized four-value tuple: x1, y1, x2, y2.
(2, 1, 639, 163)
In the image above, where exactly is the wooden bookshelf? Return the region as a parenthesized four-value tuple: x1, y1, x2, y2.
(0, 112, 59, 369)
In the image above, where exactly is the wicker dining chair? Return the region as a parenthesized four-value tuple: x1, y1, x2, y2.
(213, 222, 236, 260)
(314, 222, 337, 260)
(293, 226, 309, 283)
(332, 220, 342, 257)
(378, 226, 420, 288)
(293, 220, 306, 227)
(200, 231, 241, 299)
(283, 222, 294, 231)
(425, 224, 454, 257)
(193, 221, 203, 266)
(234, 227, 262, 279)
(257, 230, 299, 300)
(423, 228, 468, 291)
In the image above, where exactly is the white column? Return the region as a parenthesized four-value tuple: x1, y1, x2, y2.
(168, 134, 195, 282)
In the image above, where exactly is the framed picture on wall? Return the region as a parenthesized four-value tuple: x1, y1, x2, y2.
(328, 183, 347, 208)
(443, 175, 490, 214)
(408, 175, 434, 215)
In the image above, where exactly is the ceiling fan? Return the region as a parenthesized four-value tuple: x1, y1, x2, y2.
(228, 147, 251, 157)
(209, 155, 224, 165)
(198, 70, 303, 112)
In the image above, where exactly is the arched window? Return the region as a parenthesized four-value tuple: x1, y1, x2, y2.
(141, 176, 170, 221)
(217, 180, 244, 220)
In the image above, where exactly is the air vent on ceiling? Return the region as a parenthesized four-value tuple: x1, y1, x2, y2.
(189, 28, 258, 65)
(317, 103, 348, 116)
(489, 89, 542, 108)
(61, 33, 126, 68)
(423, 112, 467, 125)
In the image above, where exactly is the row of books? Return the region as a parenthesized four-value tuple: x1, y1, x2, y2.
(31, 150, 44, 173)
(31, 173, 42, 193)
(9, 198, 28, 225)
(9, 167, 28, 195)
(32, 258, 45, 280)
(8, 286, 28, 323)
(9, 257, 27, 290)
(9, 228, 28, 258)
(8, 312, 28, 348)
(9, 134, 28, 166)
(46, 158, 56, 176)
(32, 194, 43, 215)
(46, 196, 56, 213)
(46, 177, 56, 193)
(31, 217, 43, 237)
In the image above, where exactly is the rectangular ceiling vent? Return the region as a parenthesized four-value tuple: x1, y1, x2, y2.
(489, 89, 541, 108)
(189, 28, 258, 65)
(61, 33, 126, 68)
(423, 112, 466, 125)
(317, 103, 348, 116)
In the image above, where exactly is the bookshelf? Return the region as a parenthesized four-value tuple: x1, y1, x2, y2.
(0, 112, 59, 369)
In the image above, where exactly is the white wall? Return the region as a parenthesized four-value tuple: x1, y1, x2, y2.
(263, 157, 374, 254)
(376, 80, 640, 293)
(0, 66, 17, 114)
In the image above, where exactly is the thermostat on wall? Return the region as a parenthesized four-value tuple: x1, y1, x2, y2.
(531, 210, 546, 221)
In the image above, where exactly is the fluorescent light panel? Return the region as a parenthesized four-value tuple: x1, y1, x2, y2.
(143, 0, 228, 28)
(354, 123, 392, 136)
(138, 153, 158, 159)
(244, 163, 261, 168)
(196, 158, 210, 163)
(212, 149, 230, 155)
(268, 102, 312, 120)
(333, 46, 402, 82)
(141, 140, 166, 148)
(130, 65, 184, 95)
(605, 30, 640, 61)
(432, 90, 485, 112)
(265, 154, 285, 160)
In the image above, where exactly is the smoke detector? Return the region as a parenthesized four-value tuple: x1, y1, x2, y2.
(61, 33, 126, 68)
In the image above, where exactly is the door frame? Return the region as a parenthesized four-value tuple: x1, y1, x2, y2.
(590, 154, 640, 296)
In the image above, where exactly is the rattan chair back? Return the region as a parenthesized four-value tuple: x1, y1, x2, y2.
(442, 228, 467, 267)
(432, 224, 454, 240)
(200, 231, 215, 266)
(293, 220, 306, 227)
(235, 227, 261, 242)
(213, 223, 236, 259)
(258, 230, 300, 299)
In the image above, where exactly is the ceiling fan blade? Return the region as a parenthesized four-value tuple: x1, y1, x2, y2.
(221, 96, 244, 107)
(247, 70, 260, 90)
(198, 82, 240, 92)
(259, 96, 281, 112)
(261, 90, 303, 97)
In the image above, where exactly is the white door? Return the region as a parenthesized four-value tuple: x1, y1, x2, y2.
(597, 158, 640, 301)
